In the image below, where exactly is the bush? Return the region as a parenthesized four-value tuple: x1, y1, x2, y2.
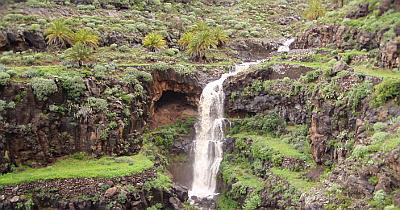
(243, 193, 261, 210)
(86, 97, 108, 111)
(73, 29, 100, 48)
(372, 79, 400, 107)
(30, 78, 58, 101)
(0, 72, 10, 86)
(304, 0, 326, 20)
(63, 43, 92, 67)
(61, 76, 86, 99)
(45, 19, 74, 48)
(142, 32, 167, 52)
(347, 81, 373, 111)
(230, 113, 286, 136)
(178, 22, 228, 61)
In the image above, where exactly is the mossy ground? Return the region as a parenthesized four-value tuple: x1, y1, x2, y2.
(0, 153, 153, 185)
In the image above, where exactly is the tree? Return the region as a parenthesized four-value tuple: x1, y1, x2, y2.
(304, 0, 326, 20)
(211, 27, 228, 47)
(178, 22, 229, 62)
(178, 32, 194, 50)
(63, 43, 92, 67)
(187, 30, 218, 61)
(142, 32, 167, 52)
(45, 19, 74, 49)
(73, 29, 100, 49)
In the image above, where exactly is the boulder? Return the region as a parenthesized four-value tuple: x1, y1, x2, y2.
(346, 3, 370, 19)
(104, 187, 118, 198)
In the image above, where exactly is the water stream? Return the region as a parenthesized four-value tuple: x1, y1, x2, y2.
(277, 38, 295, 53)
(189, 61, 260, 200)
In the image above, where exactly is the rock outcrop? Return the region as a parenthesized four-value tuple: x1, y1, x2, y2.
(292, 24, 399, 68)
(0, 30, 46, 52)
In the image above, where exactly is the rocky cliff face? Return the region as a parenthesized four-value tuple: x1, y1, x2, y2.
(0, 68, 206, 174)
(224, 63, 400, 165)
(293, 24, 399, 68)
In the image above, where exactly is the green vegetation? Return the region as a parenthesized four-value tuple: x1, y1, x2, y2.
(73, 29, 100, 48)
(143, 33, 167, 52)
(304, 0, 326, 20)
(230, 113, 286, 136)
(372, 79, 400, 107)
(30, 77, 58, 101)
(0, 153, 153, 185)
(45, 19, 74, 48)
(63, 43, 93, 67)
(143, 117, 196, 154)
(179, 22, 228, 61)
(271, 168, 316, 191)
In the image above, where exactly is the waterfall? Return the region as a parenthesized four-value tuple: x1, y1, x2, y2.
(277, 38, 295, 53)
(189, 61, 260, 199)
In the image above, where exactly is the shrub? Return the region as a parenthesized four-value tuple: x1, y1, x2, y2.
(187, 30, 218, 61)
(177, 32, 194, 50)
(61, 76, 86, 99)
(0, 72, 10, 86)
(73, 29, 100, 48)
(230, 113, 286, 136)
(347, 81, 373, 111)
(243, 193, 261, 210)
(142, 32, 167, 52)
(212, 26, 229, 47)
(45, 19, 74, 48)
(30, 78, 58, 101)
(372, 79, 400, 107)
(179, 22, 228, 61)
(304, 0, 326, 20)
(63, 43, 92, 67)
(86, 97, 108, 111)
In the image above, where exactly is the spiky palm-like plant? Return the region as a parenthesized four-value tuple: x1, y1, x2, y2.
(187, 30, 218, 62)
(304, 0, 326, 20)
(64, 43, 92, 67)
(142, 32, 167, 52)
(73, 29, 100, 48)
(178, 32, 194, 50)
(45, 19, 74, 49)
(211, 27, 228, 47)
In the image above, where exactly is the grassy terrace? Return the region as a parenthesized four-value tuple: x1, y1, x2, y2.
(271, 167, 316, 192)
(232, 133, 313, 162)
(0, 153, 153, 185)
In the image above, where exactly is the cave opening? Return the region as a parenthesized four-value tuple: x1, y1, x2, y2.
(153, 90, 198, 128)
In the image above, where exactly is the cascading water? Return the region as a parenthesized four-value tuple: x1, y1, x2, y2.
(277, 38, 295, 53)
(189, 61, 260, 200)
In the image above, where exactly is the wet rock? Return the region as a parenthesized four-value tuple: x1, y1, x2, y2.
(173, 184, 189, 201)
(169, 197, 184, 210)
(105, 187, 118, 198)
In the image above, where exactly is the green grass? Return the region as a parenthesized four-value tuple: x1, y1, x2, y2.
(271, 167, 317, 192)
(233, 133, 312, 162)
(0, 153, 154, 185)
(221, 158, 264, 191)
(354, 65, 400, 80)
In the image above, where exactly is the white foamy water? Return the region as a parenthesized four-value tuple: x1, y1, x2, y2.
(277, 38, 295, 52)
(189, 61, 260, 199)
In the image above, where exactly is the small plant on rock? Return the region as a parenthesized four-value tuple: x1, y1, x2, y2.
(142, 32, 167, 52)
